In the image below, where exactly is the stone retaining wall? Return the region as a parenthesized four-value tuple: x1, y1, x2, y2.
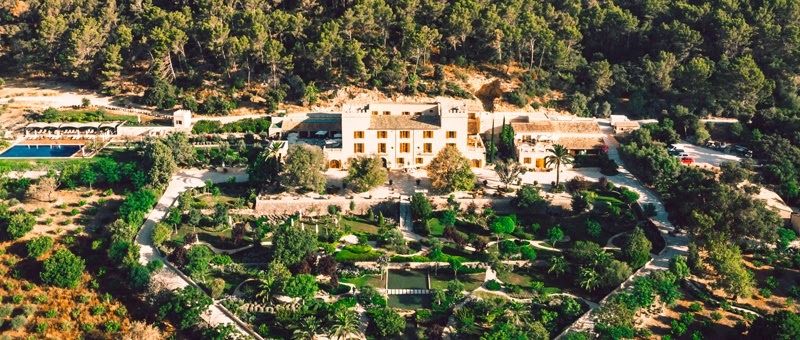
(254, 197, 398, 216)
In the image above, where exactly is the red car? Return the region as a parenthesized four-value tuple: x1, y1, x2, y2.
(680, 156, 694, 165)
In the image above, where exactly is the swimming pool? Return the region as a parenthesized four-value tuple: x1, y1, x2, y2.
(0, 145, 82, 158)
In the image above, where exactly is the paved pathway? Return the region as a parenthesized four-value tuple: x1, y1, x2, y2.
(603, 231, 627, 250)
(555, 129, 689, 337)
(134, 168, 258, 338)
(485, 238, 564, 253)
(398, 195, 423, 241)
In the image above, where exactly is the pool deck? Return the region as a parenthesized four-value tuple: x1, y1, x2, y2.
(20, 139, 87, 145)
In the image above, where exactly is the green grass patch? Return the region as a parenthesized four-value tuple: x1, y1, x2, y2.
(0, 158, 98, 172)
(391, 254, 431, 262)
(340, 274, 384, 288)
(342, 217, 380, 234)
(594, 195, 625, 206)
(497, 270, 535, 287)
(427, 217, 444, 236)
(335, 244, 382, 262)
(430, 271, 485, 291)
(442, 243, 484, 261)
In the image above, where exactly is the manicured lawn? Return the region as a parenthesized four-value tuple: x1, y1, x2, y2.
(172, 226, 241, 248)
(498, 270, 535, 286)
(594, 195, 625, 206)
(497, 268, 562, 295)
(194, 193, 243, 209)
(335, 244, 382, 262)
(342, 217, 380, 234)
(340, 274, 385, 288)
(427, 217, 444, 236)
(442, 243, 484, 261)
(430, 271, 485, 291)
(192, 182, 252, 209)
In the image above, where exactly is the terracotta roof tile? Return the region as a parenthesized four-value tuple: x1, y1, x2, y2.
(369, 115, 440, 130)
(511, 120, 600, 134)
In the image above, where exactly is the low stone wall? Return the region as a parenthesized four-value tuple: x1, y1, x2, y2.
(427, 196, 514, 213)
(117, 126, 188, 137)
(254, 196, 398, 216)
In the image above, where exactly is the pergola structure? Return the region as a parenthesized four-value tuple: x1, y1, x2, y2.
(24, 121, 126, 137)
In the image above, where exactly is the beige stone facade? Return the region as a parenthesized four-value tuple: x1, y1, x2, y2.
(510, 118, 605, 169)
(272, 102, 486, 170)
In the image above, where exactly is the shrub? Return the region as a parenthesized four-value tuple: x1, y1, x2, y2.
(498, 240, 520, 256)
(4, 210, 35, 239)
(485, 279, 502, 291)
(34, 294, 48, 304)
(22, 304, 36, 316)
(356, 286, 387, 308)
(710, 311, 722, 321)
(208, 278, 226, 299)
(760, 288, 773, 298)
(45, 309, 58, 318)
(36, 321, 48, 333)
(104, 320, 121, 333)
(152, 223, 172, 247)
(26, 236, 54, 259)
(115, 306, 128, 317)
(91, 305, 106, 316)
(327, 205, 341, 215)
(128, 264, 152, 291)
(335, 244, 381, 262)
(670, 319, 688, 336)
(0, 304, 13, 318)
(192, 120, 223, 134)
(283, 274, 319, 299)
(688, 302, 702, 312)
(11, 315, 27, 330)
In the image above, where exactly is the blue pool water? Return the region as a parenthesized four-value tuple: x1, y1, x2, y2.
(0, 145, 81, 158)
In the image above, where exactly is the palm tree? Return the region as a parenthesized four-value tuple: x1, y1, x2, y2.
(330, 309, 361, 340)
(377, 255, 390, 286)
(291, 316, 321, 340)
(255, 273, 277, 304)
(577, 267, 600, 291)
(503, 302, 527, 326)
(548, 255, 568, 277)
(544, 144, 574, 187)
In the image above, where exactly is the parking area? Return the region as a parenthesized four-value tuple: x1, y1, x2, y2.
(671, 142, 742, 167)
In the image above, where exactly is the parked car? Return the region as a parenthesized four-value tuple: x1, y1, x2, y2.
(680, 156, 694, 165)
(668, 148, 685, 156)
(731, 145, 753, 157)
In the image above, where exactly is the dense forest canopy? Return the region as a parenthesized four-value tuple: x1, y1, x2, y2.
(0, 0, 799, 119)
